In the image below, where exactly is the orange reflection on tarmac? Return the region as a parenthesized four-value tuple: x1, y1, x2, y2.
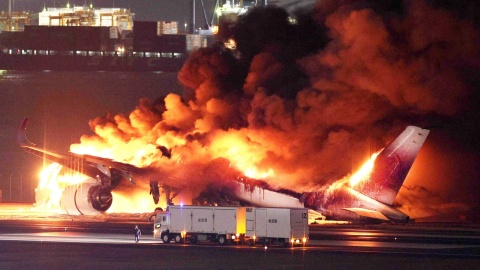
(340, 231, 383, 236)
(342, 241, 384, 247)
(0, 202, 66, 220)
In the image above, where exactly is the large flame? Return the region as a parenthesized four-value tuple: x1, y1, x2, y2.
(108, 191, 159, 213)
(35, 149, 380, 213)
(32, 2, 480, 218)
(320, 152, 380, 197)
(34, 162, 160, 214)
(34, 163, 87, 212)
(349, 152, 379, 187)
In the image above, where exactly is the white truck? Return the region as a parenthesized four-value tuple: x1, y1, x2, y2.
(246, 207, 309, 247)
(153, 205, 309, 246)
(153, 205, 247, 244)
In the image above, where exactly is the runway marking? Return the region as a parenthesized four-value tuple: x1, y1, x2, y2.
(0, 232, 160, 245)
(0, 232, 479, 251)
(310, 239, 480, 250)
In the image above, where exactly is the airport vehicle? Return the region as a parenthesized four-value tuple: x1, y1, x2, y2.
(245, 207, 308, 246)
(153, 205, 308, 246)
(153, 205, 246, 244)
(18, 117, 429, 223)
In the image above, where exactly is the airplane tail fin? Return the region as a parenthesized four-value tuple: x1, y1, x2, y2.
(353, 126, 429, 205)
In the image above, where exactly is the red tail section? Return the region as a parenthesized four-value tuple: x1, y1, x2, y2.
(354, 126, 430, 205)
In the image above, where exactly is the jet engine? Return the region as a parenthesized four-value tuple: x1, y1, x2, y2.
(60, 178, 113, 215)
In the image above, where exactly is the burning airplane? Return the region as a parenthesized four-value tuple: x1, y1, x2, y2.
(15, 1, 480, 222)
(18, 118, 428, 222)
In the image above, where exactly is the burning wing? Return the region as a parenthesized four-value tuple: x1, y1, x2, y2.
(18, 117, 139, 214)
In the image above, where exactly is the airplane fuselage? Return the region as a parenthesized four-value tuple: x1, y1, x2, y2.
(18, 118, 429, 221)
(308, 185, 409, 222)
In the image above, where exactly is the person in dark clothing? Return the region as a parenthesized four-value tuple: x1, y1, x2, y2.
(135, 225, 141, 243)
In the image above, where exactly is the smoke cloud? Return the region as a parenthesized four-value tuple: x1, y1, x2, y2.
(71, 1, 480, 219)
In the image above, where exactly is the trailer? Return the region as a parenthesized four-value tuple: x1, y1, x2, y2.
(153, 205, 246, 244)
(245, 207, 308, 247)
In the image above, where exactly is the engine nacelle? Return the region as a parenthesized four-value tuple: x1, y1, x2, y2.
(60, 178, 113, 215)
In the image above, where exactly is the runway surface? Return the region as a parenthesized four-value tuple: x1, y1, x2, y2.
(0, 231, 479, 270)
(0, 203, 479, 269)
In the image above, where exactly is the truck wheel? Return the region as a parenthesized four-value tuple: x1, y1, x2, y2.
(162, 234, 170, 244)
(174, 234, 182, 243)
(218, 235, 226, 245)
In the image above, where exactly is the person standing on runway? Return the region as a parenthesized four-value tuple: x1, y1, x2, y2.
(135, 225, 141, 243)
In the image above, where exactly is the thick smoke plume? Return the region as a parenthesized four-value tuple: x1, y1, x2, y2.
(70, 0, 480, 219)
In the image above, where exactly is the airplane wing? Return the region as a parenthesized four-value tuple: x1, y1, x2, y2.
(17, 117, 137, 186)
(343, 207, 390, 221)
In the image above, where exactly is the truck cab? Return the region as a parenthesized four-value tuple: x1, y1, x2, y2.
(153, 210, 169, 240)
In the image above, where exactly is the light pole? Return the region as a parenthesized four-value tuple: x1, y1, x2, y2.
(9, 0, 16, 13)
(9, 174, 12, 201)
(20, 174, 23, 201)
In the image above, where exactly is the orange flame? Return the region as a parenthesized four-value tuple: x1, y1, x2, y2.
(35, 145, 379, 214)
(108, 191, 161, 213)
(322, 152, 379, 196)
(35, 163, 87, 212)
(349, 152, 379, 187)
(209, 130, 275, 179)
(35, 163, 161, 214)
